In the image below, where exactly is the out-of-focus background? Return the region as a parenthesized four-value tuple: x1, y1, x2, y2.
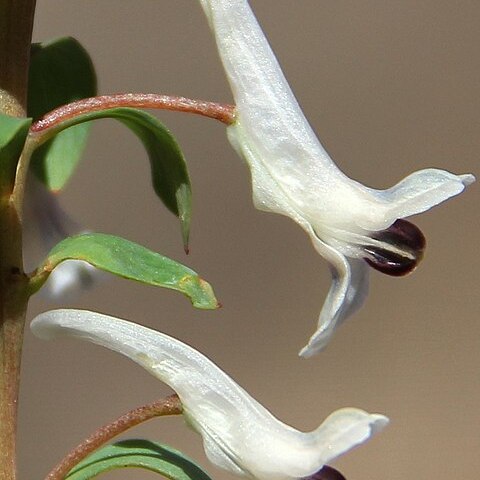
(22, 1, 479, 479)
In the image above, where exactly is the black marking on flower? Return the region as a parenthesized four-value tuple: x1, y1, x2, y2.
(304, 465, 346, 480)
(364, 219, 426, 276)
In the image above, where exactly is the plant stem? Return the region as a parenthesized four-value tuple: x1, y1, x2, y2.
(0, 303, 27, 480)
(45, 394, 183, 480)
(0, 201, 30, 480)
(0, 0, 36, 109)
(0, 1, 37, 479)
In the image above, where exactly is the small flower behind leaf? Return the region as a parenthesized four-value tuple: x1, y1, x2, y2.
(31, 309, 388, 480)
(23, 177, 101, 299)
(197, 0, 475, 357)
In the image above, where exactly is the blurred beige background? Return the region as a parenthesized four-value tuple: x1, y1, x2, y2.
(21, 1, 479, 479)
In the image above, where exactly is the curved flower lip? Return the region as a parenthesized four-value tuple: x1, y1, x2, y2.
(24, 177, 102, 300)
(31, 309, 388, 480)
(197, 0, 475, 357)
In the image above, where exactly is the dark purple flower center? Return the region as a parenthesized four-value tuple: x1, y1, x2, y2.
(363, 219, 426, 276)
(303, 465, 346, 480)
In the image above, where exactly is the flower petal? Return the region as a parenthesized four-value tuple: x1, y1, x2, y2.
(299, 231, 369, 358)
(202, 0, 475, 234)
(364, 169, 475, 231)
(214, 157, 369, 358)
(199, 0, 327, 156)
(41, 260, 102, 300)
(31, 309, 387, 480)
(311, 407, 387, 466)
(200, 0, 354, 204)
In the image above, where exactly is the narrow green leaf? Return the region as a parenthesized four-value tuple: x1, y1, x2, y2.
(35, 107, 192, 248)
(0, 113, 31, 191)
(37, 233, 217, 309)
(28, 37, 97, 190)
(115, 109, 191, 250)
(66, 440, 213, 480)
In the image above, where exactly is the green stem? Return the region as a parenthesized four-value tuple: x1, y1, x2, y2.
(10, 136, 37, 220)
(0, 1, 37, 479)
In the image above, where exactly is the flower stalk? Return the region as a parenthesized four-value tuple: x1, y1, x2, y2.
(45, 394, 182, 480)
(11, 93, 236, 217)
(30, 93, 236, 134)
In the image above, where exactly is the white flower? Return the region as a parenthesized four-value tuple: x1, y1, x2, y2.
(24, 177, 101, 299)
(197, 0, 475, 357)
(31, 309, 388, 480)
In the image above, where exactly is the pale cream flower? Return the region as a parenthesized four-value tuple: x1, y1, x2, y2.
(31, 309, 388, 480)
(197, 0, 475, 356)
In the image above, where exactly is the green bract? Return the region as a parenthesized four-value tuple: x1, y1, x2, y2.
(65, 440, 213, 480)
(33, 233, 218, 309)
(28, 37, 96, 191)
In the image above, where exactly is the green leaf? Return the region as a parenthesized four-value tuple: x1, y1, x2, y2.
(28, 37, 97, 191)
(115, 109, 191, 249)
(37, 233, 218, 309)
(66, 440, 213, 480)
(0, 113, 32, 191)
(36, 107, 192, 249)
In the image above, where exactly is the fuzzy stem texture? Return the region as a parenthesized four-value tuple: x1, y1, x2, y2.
(30, 93, 236, 133)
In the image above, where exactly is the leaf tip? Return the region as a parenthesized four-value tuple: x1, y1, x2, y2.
(186, 277, 219, 310)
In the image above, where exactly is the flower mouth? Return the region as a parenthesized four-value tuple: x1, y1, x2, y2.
(363, 219, 426, 276)
(304, 465, 346, 480)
